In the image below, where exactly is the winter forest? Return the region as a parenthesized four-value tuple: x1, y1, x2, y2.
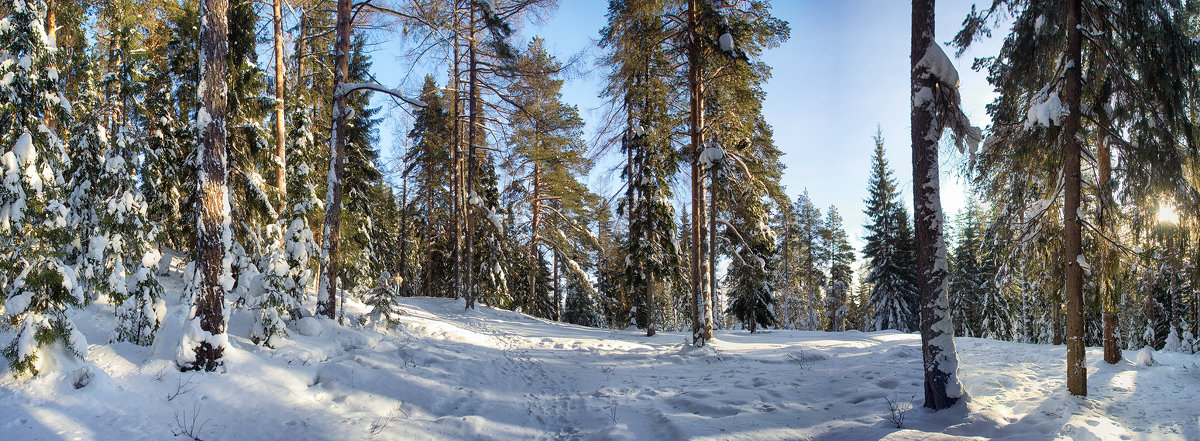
(1, 0, 1199, 439)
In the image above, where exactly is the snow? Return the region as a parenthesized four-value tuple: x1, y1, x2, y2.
(334, 82, 427, 108)
(13, 131, 35, 167)
(1136, 347, 1154, 366)
(479, 0, 497, 17)
(917, 42, 959, 87)
(5, 291, 32, 315)
(0, 258, 1195, 441)
(719, 32, 735, 53)
(298, 317, 324, 337)
(699, 146, 725, 168)
(1024, 92, 1065, 129)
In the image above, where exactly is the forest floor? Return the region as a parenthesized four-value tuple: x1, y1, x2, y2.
(2, 262, 1199, 440)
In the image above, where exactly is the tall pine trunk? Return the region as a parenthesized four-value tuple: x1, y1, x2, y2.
(464, 0, 479, 310)
(553, 248, 560, 321)
(708, 171, 717, 331)
(273, 0, 286, 193)
(451, 8, 463, 300)
(911, 0, 961, 410)
(185, 0, 231, 372)
(1062, 0, 1087, 397)
(687, 0, 711, 345)
(317, 0, 352, 319)
(530, 163, 541, 315)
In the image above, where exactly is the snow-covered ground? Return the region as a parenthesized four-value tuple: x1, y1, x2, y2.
(2, 267, 1199, 440)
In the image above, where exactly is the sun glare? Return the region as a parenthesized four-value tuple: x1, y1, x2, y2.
(1157, 202, 1179, 224)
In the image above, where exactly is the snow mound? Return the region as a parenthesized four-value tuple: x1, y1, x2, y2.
(1136, 347, 1154, 366)
(297, 316, 323, 336)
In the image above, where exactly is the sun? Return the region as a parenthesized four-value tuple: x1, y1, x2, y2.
(1157, 202, 1179, 224)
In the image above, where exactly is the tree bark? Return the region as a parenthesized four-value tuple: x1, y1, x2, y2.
(530, 163, 541, 315)
(1062, 0, 1087, 397)
(46, 0, 56, 40)
(708, 168, 717, 333)
(274, 0, 287, 193)
(553, 248, 560, 321)
(687, 0, 711, 345)
(317, 0, 352, 320)
(912, 0, 961, 410)
(399, 164, 410, 292)
(646, 277, 656, 336)
(465, 0, 479, 310)
(450, 11, 462, 301)
(1099, 137, 1119, 363)
(185, 0, 231, 372)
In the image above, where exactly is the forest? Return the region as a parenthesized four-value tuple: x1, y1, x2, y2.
(1, 0, 1199, 438)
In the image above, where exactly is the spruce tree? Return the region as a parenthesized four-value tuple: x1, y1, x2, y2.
(824, 206, 855, 332)
(406, 77, 455, 299)
(724, 185, 777, 333)
(340, 35, 386, 295)
(0, 0, 84, 375)
(862, 130, 918, 332)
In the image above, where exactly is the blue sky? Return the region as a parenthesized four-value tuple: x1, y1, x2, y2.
(370, 0, 1006, 252)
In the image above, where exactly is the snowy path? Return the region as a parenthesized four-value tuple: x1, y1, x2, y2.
(2, 295, 1199, 440)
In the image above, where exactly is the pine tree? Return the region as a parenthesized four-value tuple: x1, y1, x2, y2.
(67, 74, 107, 304)
(862, 130, 918, 332)
(600, 0, 682, 336)
(0, 0, 84, 375)
(505, 37, 594, 320)
(179, 0, 231, 372)
(365, 271, 402, 327)
(955, 0, 1200, 394)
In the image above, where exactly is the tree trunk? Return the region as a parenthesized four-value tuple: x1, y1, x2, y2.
(688, 0, 710, 345)
(912, 0, 961, 410)
(1062, 0, 1087, 397)
(553, 248, 560, 321)
(424, 139, 434, 299)
(399, 166, 410, 292)
(1099, 137, 1119, 363)
(708, 167, 717, 334)
(646, 278, 656, 336)
(185, 0, 231, 372)
(464, 1, 479, 310)
(451, 7, 463, 300)
(530, 163, 540, 316)
(46, 0, 56, 40)
(273, 0, 286, 194)
(317, 0, 352, 320)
